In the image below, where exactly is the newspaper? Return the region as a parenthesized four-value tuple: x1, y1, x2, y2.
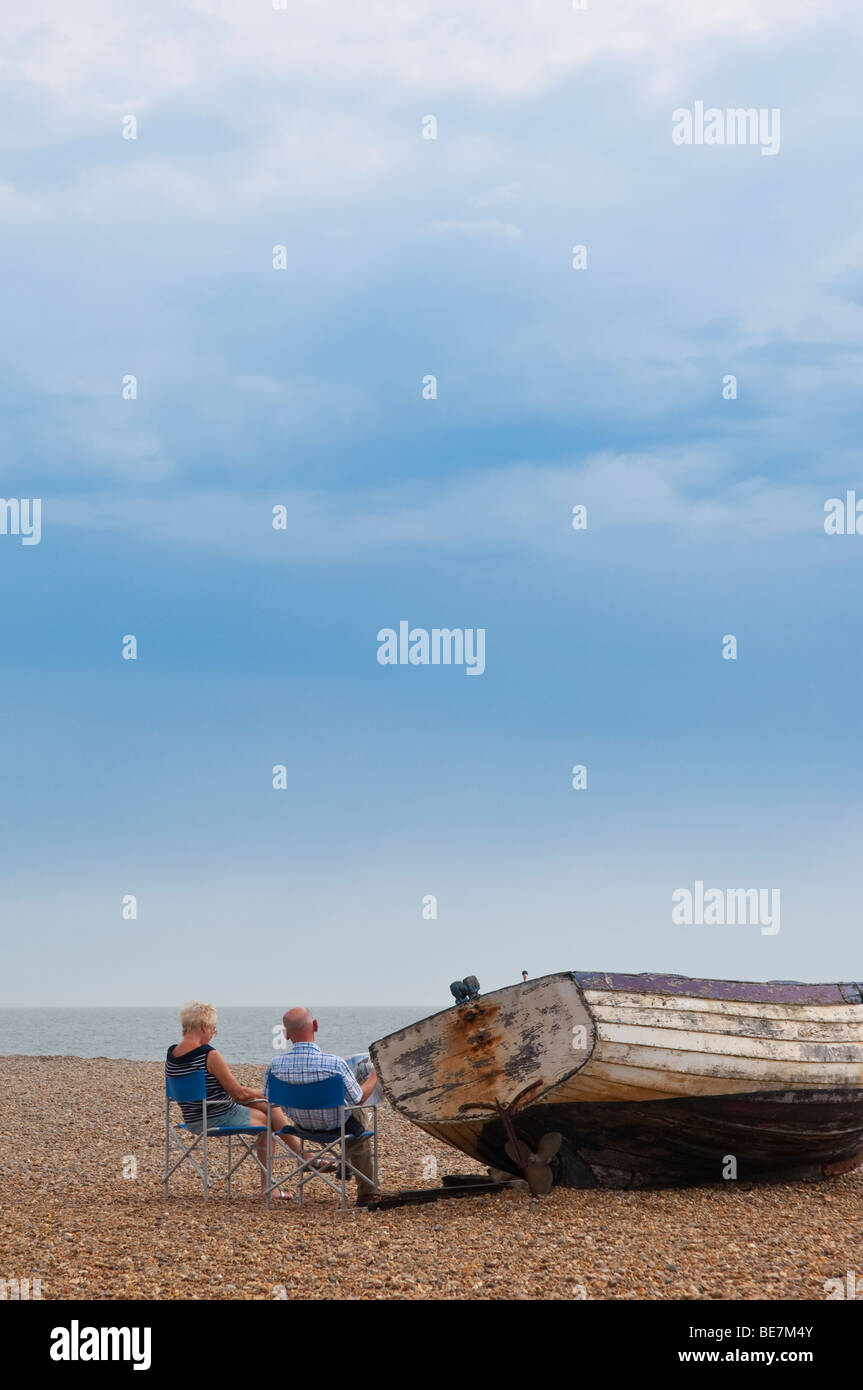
(345, 1052, 384, 1107)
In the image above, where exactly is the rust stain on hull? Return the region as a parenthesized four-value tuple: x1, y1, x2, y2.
(370, 972, 596, 1123)
(440, 1002, 507, 1106)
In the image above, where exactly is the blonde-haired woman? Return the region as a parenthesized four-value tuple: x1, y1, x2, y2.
(166, 1001, 300, 1198)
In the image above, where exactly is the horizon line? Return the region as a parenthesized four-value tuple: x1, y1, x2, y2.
(0, 1002, 440, 1011)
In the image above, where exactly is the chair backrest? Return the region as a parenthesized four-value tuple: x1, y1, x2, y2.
(266, 1072, 346, 1110)
(166, 1070, 207, 1103)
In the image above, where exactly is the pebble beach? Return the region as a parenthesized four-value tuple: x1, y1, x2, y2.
(2, 1057, 860, 1301)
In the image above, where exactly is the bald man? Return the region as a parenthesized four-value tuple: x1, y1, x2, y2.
(264, 1007, 379, 1206)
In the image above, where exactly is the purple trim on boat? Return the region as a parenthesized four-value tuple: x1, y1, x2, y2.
(572, 971, 863, 1006)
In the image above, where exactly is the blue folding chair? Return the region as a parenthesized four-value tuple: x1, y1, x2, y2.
(164, 1071, 268, 1200)
(263, 1073, 379, 1211)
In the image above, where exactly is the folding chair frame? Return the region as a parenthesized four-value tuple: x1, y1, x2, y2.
(262, 1074, 380, 1211)
(164, 1073, 268, 1201)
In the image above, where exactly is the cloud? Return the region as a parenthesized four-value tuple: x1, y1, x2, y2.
(470, 183, 521, 208)
(426, 218, 522, 239)
(830, 268, 863, 308)
(0, 182, 49, 223)
(2, 0, 862, 513)
(46, 445, 822, 570)
(1, 0, 827, 118)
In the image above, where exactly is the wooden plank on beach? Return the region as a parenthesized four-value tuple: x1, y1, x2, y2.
(366, 1180, 516, 1211)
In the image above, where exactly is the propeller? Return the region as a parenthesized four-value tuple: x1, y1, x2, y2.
(504, 1137, 533, 1169)
(524, 1161, 554, 1196)
(521, 1132, 562, 1195)
(497, 1102, 563, 1196)
(535, 1131, 562, 1163)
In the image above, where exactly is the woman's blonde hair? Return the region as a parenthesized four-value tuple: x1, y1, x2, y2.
(179, 1001, 218, 1034)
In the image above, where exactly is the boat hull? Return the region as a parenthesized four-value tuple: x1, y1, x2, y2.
(411, 1088, 863, 1188)
(370, 971, 863, 1189)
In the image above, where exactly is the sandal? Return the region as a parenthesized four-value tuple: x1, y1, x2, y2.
(303, 1153, 338, 1173)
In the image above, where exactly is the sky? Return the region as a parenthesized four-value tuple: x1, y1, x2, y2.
(1, 0, 862, 1007)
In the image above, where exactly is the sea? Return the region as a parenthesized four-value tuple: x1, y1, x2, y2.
(0, 1006, 435, 1064)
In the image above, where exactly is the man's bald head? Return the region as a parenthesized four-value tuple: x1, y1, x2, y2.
(282, 1006, 315, 1042)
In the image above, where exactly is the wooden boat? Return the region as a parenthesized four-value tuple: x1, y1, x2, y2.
(369, 971, 863, 1189)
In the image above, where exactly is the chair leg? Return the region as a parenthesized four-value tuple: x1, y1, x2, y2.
(227, 1135, 232, 1200)
(373, 1113, 379, 1191)
(164, 1101, 170, 1197)
(266, 1114, 272, 1210)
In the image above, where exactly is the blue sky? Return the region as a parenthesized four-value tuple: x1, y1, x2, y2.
(2, 0, 863, 1006)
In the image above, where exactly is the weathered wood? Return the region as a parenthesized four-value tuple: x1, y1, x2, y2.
(575, 972, 861, 1006)
(371, 970, 863, 1190)
(592, 1040, 863, 1085)
(369, 973, 595, 1122)
(584, 988, 863, 1022)
(365, 1180, 515, 1211)
(595, 1021, 863, 1062)
(590, 1002, 863, 1041)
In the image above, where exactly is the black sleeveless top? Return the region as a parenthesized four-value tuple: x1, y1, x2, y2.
(165, 1043, 234, 1123)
